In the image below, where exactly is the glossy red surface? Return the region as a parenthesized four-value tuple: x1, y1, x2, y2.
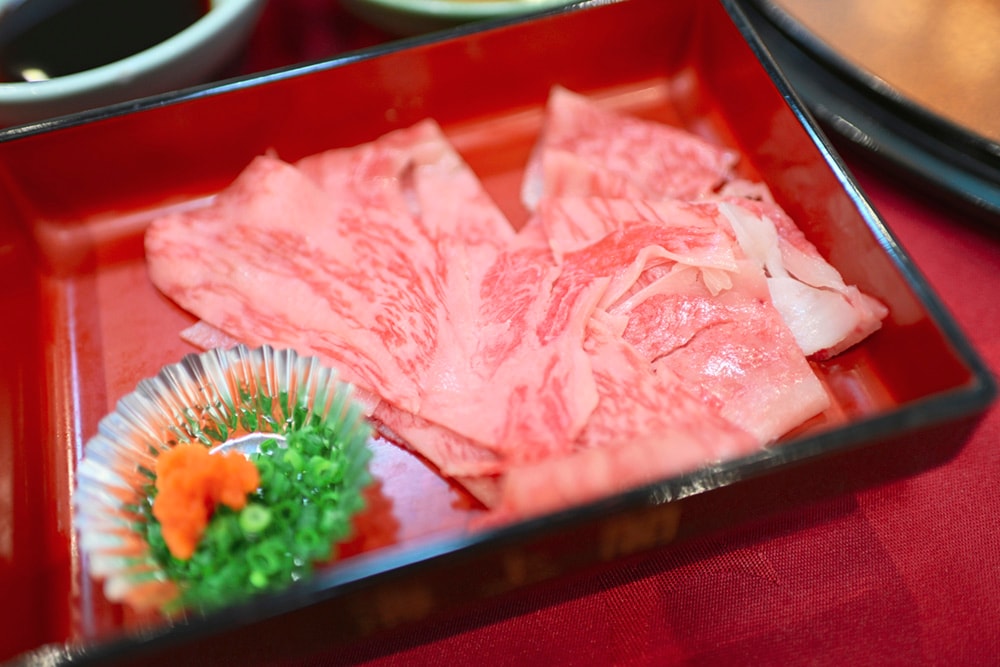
(0, 0, 990, 661)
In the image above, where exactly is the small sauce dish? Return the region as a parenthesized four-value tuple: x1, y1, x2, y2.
(0, 0, 265, 127)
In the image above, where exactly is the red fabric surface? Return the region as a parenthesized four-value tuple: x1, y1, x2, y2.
(241, 3, 1000, 665)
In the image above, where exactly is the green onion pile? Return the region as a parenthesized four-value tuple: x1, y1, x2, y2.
(140, 408, 372, 612)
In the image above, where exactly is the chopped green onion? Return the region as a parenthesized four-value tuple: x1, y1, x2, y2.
(239, 503, 272, 536)
(247, 542, 285, 575)
(259, 437, 280, 456)
(282, 447, 304, 472)
(249, 570, 268, 589)
(140, 400, 372, 612)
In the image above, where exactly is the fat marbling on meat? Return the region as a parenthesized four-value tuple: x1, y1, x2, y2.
(145, 87, 887, 522)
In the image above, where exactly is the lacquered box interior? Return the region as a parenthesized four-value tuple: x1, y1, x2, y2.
(0, 0, 991, 661)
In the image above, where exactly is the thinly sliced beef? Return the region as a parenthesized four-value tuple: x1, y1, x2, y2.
(525, 89, 886, 360)
(461, 240, 604, 459)
(372, 402, 503, 478)
(147, 90, 889, 523)
(542, 208, 830, 444)
(626, 281, 830, 443)
(521, 86, 738, 210)
(146, 121, 599, 460)
(537, 198, 741, 300)
(719, 200, 888, 358)
(536, 197, 740, 269)
(148, 152, 459, 410)
(492, 322, 757, 521)
(374, 233, 604, 464)
(179, 320, 241, 352)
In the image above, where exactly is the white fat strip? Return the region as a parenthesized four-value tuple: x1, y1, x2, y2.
(767, 276, 864, 355)
(777, 237, 852, 292)
(597, 243, 737, 313)
(721, 201, 787, 278)
(719, 201, 862, 356)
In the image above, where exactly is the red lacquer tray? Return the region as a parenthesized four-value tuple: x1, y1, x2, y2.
(0, 0, 993, 663)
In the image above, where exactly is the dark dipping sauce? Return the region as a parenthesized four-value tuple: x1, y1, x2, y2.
(0, 0, 211, 82)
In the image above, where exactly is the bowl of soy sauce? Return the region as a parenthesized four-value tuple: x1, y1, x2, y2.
(0, 0, 265, 128)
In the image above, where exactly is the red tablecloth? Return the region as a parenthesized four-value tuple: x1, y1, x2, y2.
(229, 3, 1000, 666)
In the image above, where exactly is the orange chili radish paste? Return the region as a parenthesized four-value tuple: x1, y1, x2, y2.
(152, 442, 260, 560)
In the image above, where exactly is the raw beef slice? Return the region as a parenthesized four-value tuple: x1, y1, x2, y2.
(523, 88, 887, 360)
(541, 204, 830, 444)
(146, 121, 602, 472)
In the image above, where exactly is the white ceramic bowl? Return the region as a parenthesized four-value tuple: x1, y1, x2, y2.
(342, 0, 579, 36)
(0, 0, 266, 128)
